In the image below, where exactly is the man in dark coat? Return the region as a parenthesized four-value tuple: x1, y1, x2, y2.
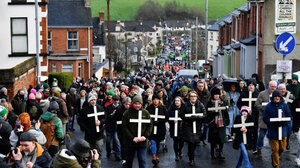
(11, 90, 26, 116)
(79, 95, 106, 157)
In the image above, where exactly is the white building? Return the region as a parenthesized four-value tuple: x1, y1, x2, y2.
(207, 22, 219, 62)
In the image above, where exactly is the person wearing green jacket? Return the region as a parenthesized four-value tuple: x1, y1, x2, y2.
(122, 96, 153, 168)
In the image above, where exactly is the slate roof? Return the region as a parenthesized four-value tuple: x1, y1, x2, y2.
(231, 43, 241, 50)
(218, 13, 232, 27)
(163, 20, 197, 28)
(48, 0, 93, 27)
(208, 21, 219, 31)
(238, 3, 250, 12)
(93, 18, 105, 46)
(240, 36, 256, 45)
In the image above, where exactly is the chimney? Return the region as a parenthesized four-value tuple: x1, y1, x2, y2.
(85, 0, 91, 7)
(99, 11, 104, 23)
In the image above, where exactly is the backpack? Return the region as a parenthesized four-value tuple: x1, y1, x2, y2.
(40, 116, 59, 149)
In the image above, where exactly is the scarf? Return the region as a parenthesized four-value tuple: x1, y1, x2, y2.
(213, 100, 224, 128)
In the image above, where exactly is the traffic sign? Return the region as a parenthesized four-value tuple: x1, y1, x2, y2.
(275, 32, 295, 55)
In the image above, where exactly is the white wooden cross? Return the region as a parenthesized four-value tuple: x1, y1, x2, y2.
(283, 92, 293, 104)
(270, 109, 291, 140)
(117, 121, 122, 125)
(262, 95, 272, 107)
(87, 106, 105, 132)
(169, 110, 182, 137)
(185, 106, 203, 134)
(233, 116, 254, 144)
(130, 110, 151, 138)
(208, 100, 227, 113)
(242, 91, 257, 110)
(296, 108, 300, 112)
(150, 108, 166, 134)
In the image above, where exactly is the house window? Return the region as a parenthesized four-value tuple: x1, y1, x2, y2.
(210, 32, 213, 40)
(48, 31, 52, 51)
(67, 31, 78, 50)
(210, 45, 213, 52)
(52, 63, 56, 72)
(62, 64, 73, 72)
(11, 18, 27, 54)
(78, 63, 82, 77)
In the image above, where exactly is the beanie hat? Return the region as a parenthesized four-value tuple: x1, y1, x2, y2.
(292, 74, 298, 81)
(0, 138, 12, 155)
(179, 86, 190, 93)
(0, 87, 7, 94)
(70, 139, 91, 158)
(211, 87, 221, 96)
(0, 105, 7, 117)
(52, 82, 58, 87)
(194, 74, 199, 79)
(247, 79, 257, 86)
(112, 95, 120, 100)
(152, 94, 160, 100)
(49, 101, 60, 113)
(272, 90, 282, 100)
(53, 91, 61, 98)
(30, 89, 37, 95)
(88, 95, 97, 103)
(20, 132, 37, 142)
(43, 83, 49, 89)
(28, 93, 35, 100)
(240, 106, 250, 114)
(106, 89, 114, 96)
(35, 92, 43, 100)
(17, 113, 31, 132)
(70, 88, 76, 93)
(133, 96, 143, 105)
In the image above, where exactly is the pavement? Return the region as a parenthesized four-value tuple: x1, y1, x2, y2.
(65, 119, 298, 168)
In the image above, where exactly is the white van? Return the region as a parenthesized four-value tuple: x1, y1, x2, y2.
(176, 69, 198, 80)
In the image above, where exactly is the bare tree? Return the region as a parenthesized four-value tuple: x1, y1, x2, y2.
(107, 0, 113, 79)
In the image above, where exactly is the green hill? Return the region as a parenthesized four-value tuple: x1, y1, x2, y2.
(91, 0, 247, 21)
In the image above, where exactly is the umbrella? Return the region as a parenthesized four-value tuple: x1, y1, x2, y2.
(222, 79, 239, 92)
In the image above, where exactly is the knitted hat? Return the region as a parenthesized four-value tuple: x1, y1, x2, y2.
(49, 101, 60, 113)
(28, 93, 35, 100)
(179, 86, 190, 93)
(0, 87, 7, 94)
(53, 91, 61, 98)
(152, 94, 160, 100)
(43, 83, 49, 89)
(0, 105, 7, 117)
(106, 89, 114, 96)
(247, 79, 257, 86)
(70, 139, 91, 158)
(35, 92, 43, 100)
(211, 87, 221, 96)
(70, 88, 76, 93)
(240, 106, 250, 114)
(0, 138, 12, 155)
(112, 95, 120, 101)
(88, 95, 97, 102)
(133, 96, 143, 104)
(292, 74, 298, 81)
(20, 132, 37, 142)
(30, 89, 37, 95)
(17, 113, 31, 132)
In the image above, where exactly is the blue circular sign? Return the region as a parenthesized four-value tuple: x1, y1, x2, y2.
(276, 32, 296, 55)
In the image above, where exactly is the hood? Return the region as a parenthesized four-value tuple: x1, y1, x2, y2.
(271, 90, 283, 104)
(39, 99, 49, 108)
(53, 149, 79, 167)
(41, 112, 56, 121)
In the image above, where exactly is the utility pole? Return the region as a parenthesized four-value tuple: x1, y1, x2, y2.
(204, 0, 209, 78)
(35, 0, 40, 85)
(125, 33, 128, 69)
(107, 0, 112, 79)
(196, 16, 198, 64)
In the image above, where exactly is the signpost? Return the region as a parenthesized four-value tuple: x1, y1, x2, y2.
(275, 0, 296, 35)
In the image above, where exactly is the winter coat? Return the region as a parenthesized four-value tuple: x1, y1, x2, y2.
(237, 89, 259, 117)
(105, 103, 121, 132)
(206, 100, 229, 144)
(168, 104, 184, 138)
(52, 149, 100, 168)
(0, 93, 8, 102)
(263, 98, 292, 140)
(286, 83, 300, 100)
(79, 104, 106, 142)
(55, 98, 69, 124)
(122, 108, 153, 148)
(255, 89, 271, 129)
(292, 99, 300, 132)
(15, 142, 52, 168)
(146, 104, 169, 141)
(232, 114, 255, 150)
(26, 99, 43, 121)
(0, 121, 12, 141)
(67, 94, 79, 116)
(10, 127, 46, 147)
(115, 105, 127, 145)
(180, 100, 206, 143)
(11, 95, 26, 115)
(196, 89, 211, 108)
(40, 112, 64, 145)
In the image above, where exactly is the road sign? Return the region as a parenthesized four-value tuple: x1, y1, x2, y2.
(275, 32, 295, 55)
(275, 0, 296, 34)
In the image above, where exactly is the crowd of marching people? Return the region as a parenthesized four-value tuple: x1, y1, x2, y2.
(0, 71, 299, 168)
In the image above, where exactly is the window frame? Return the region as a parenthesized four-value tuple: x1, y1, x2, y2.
(78, 63, 82, 77)
(10, 17, 28, 55)
(62, 63, 73, 72)
(52, 63, 56, 72)
(67, 31, 79, 51)
(48, 31, 52, 51)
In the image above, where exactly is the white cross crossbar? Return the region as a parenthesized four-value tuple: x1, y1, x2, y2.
(150, 108, 166, 134)
(185, 106, 203, 134)
(242, 91, 257, 110)
(169, 110, 182, 137)
(87, 106, 105, 132)
(117, 121, 122, 125)
(130, 110, 151, 138)
(283, 92, 293, 104)
(208, 100, 227, 112)
(270, 109, 291, 140)
(233, 116, 254, 144)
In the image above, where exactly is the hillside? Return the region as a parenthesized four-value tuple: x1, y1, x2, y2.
(91, 0, 247, 21)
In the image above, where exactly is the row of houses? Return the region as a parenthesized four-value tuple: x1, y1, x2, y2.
(208, 0, 300, 83)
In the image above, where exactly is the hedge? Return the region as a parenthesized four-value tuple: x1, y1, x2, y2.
(48, 72, 73, 90)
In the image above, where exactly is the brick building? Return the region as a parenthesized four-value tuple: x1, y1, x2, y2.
(0, 0, 48, 101)
(48, 0, 93, 81)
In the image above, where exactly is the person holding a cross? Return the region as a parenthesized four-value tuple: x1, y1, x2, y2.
(168, 96, 185, 161)
(293, 91, 300, 166)
(79, 95, 106, 158)
(263, 90, 292, 168)
(232, 106, 255, 168)
(122, 96, 153, 168)
(180, 91, 206, 166)
(146, 94, 169, 166)
(206, 87, 229, 160)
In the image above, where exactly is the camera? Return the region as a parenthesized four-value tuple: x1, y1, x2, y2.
(15, 121, 21, 129)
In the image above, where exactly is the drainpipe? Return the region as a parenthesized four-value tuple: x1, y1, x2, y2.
(88, 27, 91, 79)
(256, 1, 259, 74)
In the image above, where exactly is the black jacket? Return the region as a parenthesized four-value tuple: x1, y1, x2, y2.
(168, 104, 184, 138)
(105, 103, 121, 132)
(180, 100, 206, 143)
(237, 90, 259, 117)
(232, 114, 255, 150)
